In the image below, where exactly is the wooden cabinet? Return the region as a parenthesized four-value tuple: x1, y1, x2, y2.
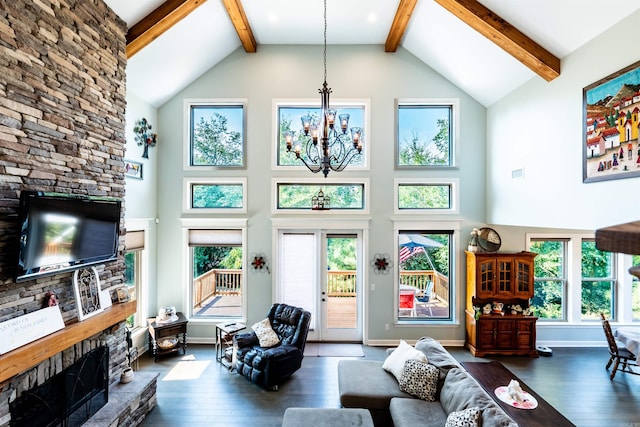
(465, 251, 538, 357)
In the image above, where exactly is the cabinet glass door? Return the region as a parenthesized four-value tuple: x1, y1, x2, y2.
(495, 260, 513, 297)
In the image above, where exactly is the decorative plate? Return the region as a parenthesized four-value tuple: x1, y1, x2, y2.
(157, 338, 178, 350)
(477, 227, 502, 252)
(494, 386, 538, 410)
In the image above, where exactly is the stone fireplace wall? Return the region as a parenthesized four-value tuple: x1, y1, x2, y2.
(0, 0, 128, 425)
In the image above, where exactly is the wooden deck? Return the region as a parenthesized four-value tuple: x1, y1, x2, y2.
(195, 294, 449, 323)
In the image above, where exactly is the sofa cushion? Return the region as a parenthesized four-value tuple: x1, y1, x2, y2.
(338, 360, 411, 410)
(440, 368, 517, 427)
(398, 360, 439, 401)
(389, 397, 448, 427)
(252, 318, 280, 348)
(445, 406, 480, 427)
(382, 340, 428, 382)
(414, 337, 461, 398)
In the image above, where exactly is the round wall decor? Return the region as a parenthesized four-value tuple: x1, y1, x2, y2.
(477, 227, 502, 252)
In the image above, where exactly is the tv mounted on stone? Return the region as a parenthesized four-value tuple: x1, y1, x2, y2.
(15, 191, 121, 282)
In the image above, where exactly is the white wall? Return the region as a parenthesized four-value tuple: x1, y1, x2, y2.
(155, 45, 487, 343)
(124, 91, 159, 340)
(487, 10, 640, 231)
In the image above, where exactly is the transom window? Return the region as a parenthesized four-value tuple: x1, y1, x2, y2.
(273, 178, 369, 214)
(394, 179, 459, 214)
(183, 178, 247, 213)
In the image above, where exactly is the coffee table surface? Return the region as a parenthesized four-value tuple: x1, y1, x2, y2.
(462, 361, 575, 427)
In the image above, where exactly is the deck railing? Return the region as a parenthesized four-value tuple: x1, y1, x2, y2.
(194, 269, 242, 308)
(327, 270, 357, 297)
(400, 270, 449, 304)
(193, 269, 449, 308)
(326, 270, 449, 305)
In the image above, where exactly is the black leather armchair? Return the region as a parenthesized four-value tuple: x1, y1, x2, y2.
(233, 303, 311, 390)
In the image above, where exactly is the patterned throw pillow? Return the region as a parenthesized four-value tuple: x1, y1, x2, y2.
(252, 318, 280, 348)
(445, 407, 480, 427)
(398, 360, 439, 401)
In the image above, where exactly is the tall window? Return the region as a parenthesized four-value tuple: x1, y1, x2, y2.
(633, 255, 640, 321)
(397, 230, 452, 321)
(124, 230, 144, 329)
(530, 239, 567, 320)
(581, 239, 615, 320)
(189, 229, 243, 319)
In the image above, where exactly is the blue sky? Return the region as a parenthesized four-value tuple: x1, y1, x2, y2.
(586, 67, 640, 105)
(192, 106, 244, 133)
(398, 106, 448, 147)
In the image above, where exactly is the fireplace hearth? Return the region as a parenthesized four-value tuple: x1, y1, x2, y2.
(10, 346, 109, 427)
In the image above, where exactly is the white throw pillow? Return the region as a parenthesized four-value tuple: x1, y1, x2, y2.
(252, 318, 280, 348)
(382, 339, 428, 382)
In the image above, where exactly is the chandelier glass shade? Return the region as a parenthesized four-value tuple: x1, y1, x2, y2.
(285, 0, 364, 177)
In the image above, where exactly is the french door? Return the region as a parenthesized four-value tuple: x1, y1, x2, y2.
(278, 230, 362, 342)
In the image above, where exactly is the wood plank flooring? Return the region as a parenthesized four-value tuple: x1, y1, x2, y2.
(138, 344, 640, 427)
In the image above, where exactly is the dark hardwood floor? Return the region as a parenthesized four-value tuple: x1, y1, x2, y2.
(138, 344, 640, 427)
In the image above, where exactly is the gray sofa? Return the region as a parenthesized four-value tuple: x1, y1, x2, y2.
(338, 337, 516, 427)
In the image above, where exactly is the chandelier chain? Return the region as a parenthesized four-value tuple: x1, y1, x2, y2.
(323, 0, 327, 84)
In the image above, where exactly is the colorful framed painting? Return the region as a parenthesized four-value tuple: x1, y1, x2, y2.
(124, 159, 143, 179)
(583, 60, 640, 183)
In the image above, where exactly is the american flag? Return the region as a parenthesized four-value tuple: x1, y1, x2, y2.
(399, 246, 425, 263)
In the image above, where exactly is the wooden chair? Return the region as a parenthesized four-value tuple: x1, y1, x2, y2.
(600, 313, 639, 380)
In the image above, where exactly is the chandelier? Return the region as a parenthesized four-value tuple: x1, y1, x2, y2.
(285, 0, 364, 177)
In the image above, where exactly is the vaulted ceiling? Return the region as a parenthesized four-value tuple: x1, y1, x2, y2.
(103, 0, 640, 108)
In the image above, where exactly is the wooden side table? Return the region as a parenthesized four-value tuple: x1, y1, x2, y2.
(215, 322, 246, 370)
(148, 312, 189, 362)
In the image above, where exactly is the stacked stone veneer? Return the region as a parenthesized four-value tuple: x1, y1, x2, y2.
(0, 0, 139, 425)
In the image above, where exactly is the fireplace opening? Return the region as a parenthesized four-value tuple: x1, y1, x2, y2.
(10, 346, 109, 427)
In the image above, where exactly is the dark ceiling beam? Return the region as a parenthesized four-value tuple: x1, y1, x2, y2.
(434, 0, 560, 81)
(126, 0, 207, 59)
(222, 0, 257, 53)
(385, 0, 418, 52)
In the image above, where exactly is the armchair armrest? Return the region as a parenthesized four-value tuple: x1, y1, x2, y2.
(233, 331, 259, 349)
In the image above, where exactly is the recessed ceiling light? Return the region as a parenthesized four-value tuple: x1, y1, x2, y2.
(367, 13, 377, 23)
(268, 14, 278, 24)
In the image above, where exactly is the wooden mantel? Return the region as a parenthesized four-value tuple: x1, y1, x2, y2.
(0, 300, 136, 384)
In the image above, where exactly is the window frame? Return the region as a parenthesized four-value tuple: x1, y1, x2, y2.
(393, 219, 461, 326)
(580, 238, 617, 321)
(271, 177, 370, 215)
(395, 99, 459, 169)
(183, 99, 247, 170)
(394, 178, 459, 215)
(272, 98, 370, 173)
(183, 177, 247, 214)
(529, 238, 568, 322)
(123, 219, 151, 336)
(180, 218, 248, 324)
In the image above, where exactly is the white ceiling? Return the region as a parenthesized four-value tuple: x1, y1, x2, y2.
(104, 0, 640, 108)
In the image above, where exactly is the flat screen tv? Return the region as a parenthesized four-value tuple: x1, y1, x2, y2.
(15, 191, 122, 282)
